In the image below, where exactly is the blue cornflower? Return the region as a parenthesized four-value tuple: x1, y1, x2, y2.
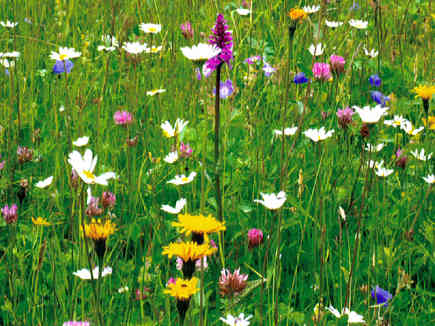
(213, 79, 234, 99)
(371, 286, 393, 307)
(369, 74, 381, 87)
(53, 59, 74, 74)
(371, 91, 390, 107)
(294, 72, 308, 84)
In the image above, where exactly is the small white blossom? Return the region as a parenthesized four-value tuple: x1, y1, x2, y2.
(50, 47, 81, 61)
(365, 143, 384, 152)
(303, 5, 320, 14)
(254, 191, 286, 210)
(73, 136, 89, 147)
(167, 172, 197, 185)
(122, 42, 147, 55)
(349, 19, 368, 29)
(220, 313, 253, 326)
(163, 151, 178, 164)
(308, 43, 324, 56)
(303, 127, 334, 142)
(375, 166, 394, 177)
(181, 43, 221, 62)
(364, 47, 378, 58)
(35, 176, 54, 189)
(384, 115, 407, 128)
(327, 306, 365, 324)
(273, 127, 298, 137)
(0, 20, 18, 28)
(139, 23, 161, 34)
(147, 89, 166, 96)
(161, 198, 187, 214)
(411, 148, 432, 161)
(422, 174, 435, 184)
(325, 20, 344, 28)
(353, 105, 389, 124)
(73, 266, 112, 280)
(235, 8, 251, 16)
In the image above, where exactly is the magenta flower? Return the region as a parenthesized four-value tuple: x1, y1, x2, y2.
(179, 142, 193, 158)
(135, 287, 150, 300)
(0, 154, 5, 171)
(166, 277, 176, 286)
(248, 228, 263, 248)
(330, 55, 345, 74)
(206, 14, 233, 72)
(244, 55, 262, 65)
(180, 21, 193, 40)
(101, 191, 116, 209)
(114, 111, 133, 125)
(312, 62, 332, 80)
(336, 107, 354, 128)
(2, 204, 18, 224)
(395, 148, 407, 169)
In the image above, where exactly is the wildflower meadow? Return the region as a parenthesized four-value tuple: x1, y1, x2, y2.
(0, 0, 434, 325)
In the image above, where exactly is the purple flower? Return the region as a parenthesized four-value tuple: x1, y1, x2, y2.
(2, 204, 18, 224)
(312, 62, 332, 80)
(371, 286, 393, 307)
(370, 91, 390, 107)
(336, 107, 354, 128)
(248, 228, 263, 248)
(0, 154, 5, 171)
(206, 14, 233, 72)
(245, 55, 262, 65)
(262, 62, 276, 77)
(180, 21, 193, 40)
(53, 59, 74, 74)
(330, 55, 345, 74)
(369, 74, 381, 87)
(195, 67, 202, 81)
(114, 111, 133, 125)
(294, 72, 308, 84)
(395, 148, 407, 169)
(350, 1, 360, 10)
(213, 79, 234, 99)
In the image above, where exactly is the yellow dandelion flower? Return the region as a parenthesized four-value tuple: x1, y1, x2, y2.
(32, 217, 51, 226)
(172, 213, 226, 236)
(288, 8, 307, 21)
(83, 218, 116, 240)
(162, 241, 216, 262)
(163, 277, 199, 300)
(413, 85, 435, 100)
(422, 116, 435, 130)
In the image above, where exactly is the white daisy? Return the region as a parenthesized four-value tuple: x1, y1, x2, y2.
(349, 19, 368, 29)
(97, 35, 119, 52)
(67, 149, 116, 186)
(160, 119, 188, 138)
(145, 45, 162, 54)
(365, 143, 384, 152)
(139, 23, 161, 34)
(353, 105, 389, 124)
(220, 313, 253, 326)
(325, 20, 344, 28)
(0, 20, 18, 28)
(367, 159, 384, 169)
(303, 5, 321, 14)
(422, 174, 435, 184)
(235, 8, 251, 16)
(118, 286, 129, 293)
(400, 121, 424, 136)
(254, 191, 286, 210)
(0, 51, 20, 58)
(384, 115, 407, 128)
(147, 89, 166, 96)
(163, 151, 178, 164)
(273, 127, 298, 137)
(167, 172, 197, 185)
(50, 47, 81, 61)
(303, 127, 334, 142)
(411, 148, 432, 161)
(161, 198, 187, 214)
(0, 58, 14, 68)
(73, 136, 89, 147)
(364, 47, 378, 58)
(327, 306, 365, 324)
(375, 166, 394, 177)
(35, 176, 54, 189)
(73, 266, 112, 280)
(308, 43, 324, 56)
(181, 43, 221, 62)
(122, 42, 147, 55)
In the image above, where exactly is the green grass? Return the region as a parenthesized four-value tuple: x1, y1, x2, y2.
(0, 0, 433, 325)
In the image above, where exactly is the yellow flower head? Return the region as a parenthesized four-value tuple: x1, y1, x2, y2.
(164, 277, 199, 300)
(162, 241, 216, 262)
(413, 85, 435, 101)
(422, 116, 435, 130)
(32, 217, 51, 226)
(83, 219, 116, 240)
(172, 213, 226, 236)
(288, 8, 307, 21)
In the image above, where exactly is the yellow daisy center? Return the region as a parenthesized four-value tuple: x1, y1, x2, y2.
(149, 27, 157, 32)
(181, 177, 189, 182)
(59, 54, 68, 60)
(83, 170, 96, 181)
